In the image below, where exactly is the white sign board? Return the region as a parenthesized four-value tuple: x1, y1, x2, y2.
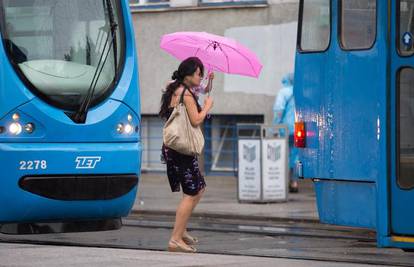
(238, 139, 261, 201)
(262, 139, 287, 201)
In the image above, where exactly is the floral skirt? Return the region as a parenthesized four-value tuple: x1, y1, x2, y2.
(161, 145, 206, 196)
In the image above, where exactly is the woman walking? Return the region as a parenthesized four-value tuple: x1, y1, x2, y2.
(159, 57, 214, 253)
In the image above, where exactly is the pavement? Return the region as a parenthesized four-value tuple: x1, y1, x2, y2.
(133, 172, 318, 221)
(0, 243, 385, 267)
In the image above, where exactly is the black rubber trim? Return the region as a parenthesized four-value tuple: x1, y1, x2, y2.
(0, 218, 122, 234)
(19, 174, 138, 200)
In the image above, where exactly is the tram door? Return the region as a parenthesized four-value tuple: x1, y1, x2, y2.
(391, 0, 414, 236)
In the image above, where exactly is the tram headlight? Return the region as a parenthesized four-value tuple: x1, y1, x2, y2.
(124, 123, 133, 134)
(12, 113, 20, 121)
(116, 123, 135, 134)
(116, 123, 134, 135)
(24, 123, 35, 134)
(117, 123, 124, 133)
(9, 122, 22, 135)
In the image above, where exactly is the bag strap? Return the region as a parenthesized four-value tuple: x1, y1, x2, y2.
(178, 85, 201, 111)
(179, 86, 188, 104)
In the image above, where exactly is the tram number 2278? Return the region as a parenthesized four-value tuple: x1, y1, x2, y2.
(19, 160, 47, 170)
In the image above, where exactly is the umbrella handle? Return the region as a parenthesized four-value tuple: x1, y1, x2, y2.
(205, 68, 213, 81)
(205, 69, 214, 96)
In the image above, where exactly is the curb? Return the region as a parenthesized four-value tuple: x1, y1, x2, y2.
(130, 209, 320, 224)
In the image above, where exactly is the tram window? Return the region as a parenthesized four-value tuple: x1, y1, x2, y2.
(398, 68, 414, 189)
(340, 0, 376, 50)
(398, 0, 414, 56)
(299, 0, 330, 52)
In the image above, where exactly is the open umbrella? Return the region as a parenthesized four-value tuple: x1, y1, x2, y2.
(160, 31, 262, 78)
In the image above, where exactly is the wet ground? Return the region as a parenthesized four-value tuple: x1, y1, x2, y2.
(133, 174, 318, 221)
(2, 175, 413, 266)
(1, 214, 414, 266)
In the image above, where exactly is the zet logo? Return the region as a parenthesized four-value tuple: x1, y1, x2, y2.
(75, 156, 102, 169)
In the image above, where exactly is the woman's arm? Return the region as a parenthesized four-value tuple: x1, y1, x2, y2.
(183, 92, 213, 127)
(204, 72, 214, 94)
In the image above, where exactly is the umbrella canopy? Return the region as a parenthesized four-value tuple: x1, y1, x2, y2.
(160, 31, 262, 78)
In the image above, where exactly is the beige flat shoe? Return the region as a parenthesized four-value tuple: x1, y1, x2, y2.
(167, 240, 196, 253)
(183, 232, 198, 245)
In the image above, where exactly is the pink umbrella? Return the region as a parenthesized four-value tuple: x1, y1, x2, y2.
(160, 31, 262, 78)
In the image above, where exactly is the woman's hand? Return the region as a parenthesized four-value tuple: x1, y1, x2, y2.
(204, 96, 214, 112)
(204, 72, 214, 94)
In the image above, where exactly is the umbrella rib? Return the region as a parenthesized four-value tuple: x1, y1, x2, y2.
(216, 43, 230, 73)
(193, 41, 228, 73)
(161, 36, 199, 48)
(195, 43, 228, 72)
(194, 47, 201, 58)
(203, 41, 231, 73)
(162, 42, 205, 59)
(217, 42, 260, 77)
(209, 63, 227, 73)
(203, 41, 220, 67)
(204, 41, 215, 51)
(184, 35, 204, 43)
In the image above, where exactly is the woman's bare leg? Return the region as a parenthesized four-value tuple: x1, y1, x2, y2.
(183, 188, 205, 239)
(170, 193, 200, 246)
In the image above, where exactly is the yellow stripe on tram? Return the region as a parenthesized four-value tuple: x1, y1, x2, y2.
(392, 236, 414, 243)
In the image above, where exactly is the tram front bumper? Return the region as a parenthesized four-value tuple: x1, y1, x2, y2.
(0, 142, 141, 223)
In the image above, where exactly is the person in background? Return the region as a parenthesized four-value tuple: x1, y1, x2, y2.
(273, 73, 299, 193)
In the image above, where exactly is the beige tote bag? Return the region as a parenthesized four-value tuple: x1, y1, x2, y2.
(163, 89, 204, 156)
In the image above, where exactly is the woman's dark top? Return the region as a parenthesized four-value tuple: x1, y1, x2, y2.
(161, 87, 206, 196)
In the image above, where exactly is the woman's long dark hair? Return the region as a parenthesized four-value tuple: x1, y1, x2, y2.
(159, 57, 204, 119)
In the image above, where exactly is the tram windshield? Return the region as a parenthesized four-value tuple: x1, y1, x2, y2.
(0, 0, 124, 110)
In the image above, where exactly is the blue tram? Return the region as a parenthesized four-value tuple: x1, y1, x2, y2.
(294, 0, 414, 249)
(0, 0, 141, 233)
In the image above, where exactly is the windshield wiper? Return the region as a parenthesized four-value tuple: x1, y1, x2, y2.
(69, 0, 118, 124)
